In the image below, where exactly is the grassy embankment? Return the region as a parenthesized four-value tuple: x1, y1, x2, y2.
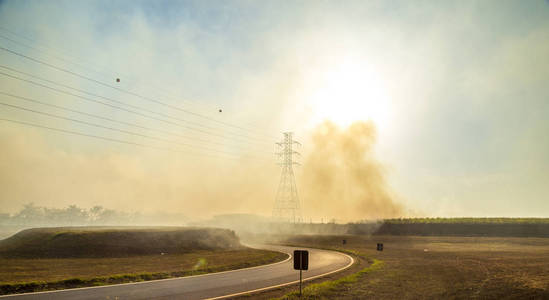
(0, 227, 288, 295)
(271, 234, 549, 299)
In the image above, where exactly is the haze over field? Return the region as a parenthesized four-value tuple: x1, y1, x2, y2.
(1, 1, 548, 221)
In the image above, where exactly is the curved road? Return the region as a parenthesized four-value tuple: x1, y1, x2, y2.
(1, 245, 353, 300)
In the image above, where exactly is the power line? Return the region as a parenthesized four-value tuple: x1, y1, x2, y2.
(0, 26, 221, 113)
(0, 116, 269, 161)
(0, 100, 270, 161)
(0, 69, 273, 151)
(0, 91, 255, 151)
(272, 132, 302, 223)
(0, 117, 254, 160)
(0, 65, 273, 144)
(0, 69, 274, 147)
(0, 45, 278, 140)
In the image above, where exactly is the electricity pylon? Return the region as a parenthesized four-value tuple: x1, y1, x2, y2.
(272, 132, 302, 223)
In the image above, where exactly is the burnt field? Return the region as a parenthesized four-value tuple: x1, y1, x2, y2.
(266, 234, 549, 299)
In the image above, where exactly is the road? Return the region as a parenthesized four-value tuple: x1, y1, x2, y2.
(0, 245, 353, 300)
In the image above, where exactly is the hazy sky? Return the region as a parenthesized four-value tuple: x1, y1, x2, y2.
(0, 0, 548, 219)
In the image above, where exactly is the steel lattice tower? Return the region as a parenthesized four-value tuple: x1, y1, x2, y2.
(272, 132, 302, 223)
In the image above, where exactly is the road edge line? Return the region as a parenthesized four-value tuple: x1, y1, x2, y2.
(204, 248, 355, 300)
(0, 250, 292, 298)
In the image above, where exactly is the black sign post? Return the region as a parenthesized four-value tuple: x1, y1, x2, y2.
(293, 250, 309, 296)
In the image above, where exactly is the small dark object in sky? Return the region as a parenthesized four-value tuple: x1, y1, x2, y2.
(342, 239, 347, 245)
(219, 109, 222, 112)
(116, 78, 120, 82)
(377, 243, 384, 251)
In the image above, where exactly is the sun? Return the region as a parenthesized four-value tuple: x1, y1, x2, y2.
(305, 58, 391, 129)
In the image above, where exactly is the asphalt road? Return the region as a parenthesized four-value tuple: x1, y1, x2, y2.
(1, 245, 353, 300)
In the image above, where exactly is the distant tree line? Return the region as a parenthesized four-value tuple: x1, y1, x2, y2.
(383, 217, 549, 224)
(0, 203, 188, 227)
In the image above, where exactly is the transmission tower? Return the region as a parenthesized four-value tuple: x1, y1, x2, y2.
(272, 132, 302, 223)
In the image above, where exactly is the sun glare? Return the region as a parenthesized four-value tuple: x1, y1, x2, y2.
(306, 59, 391, 129)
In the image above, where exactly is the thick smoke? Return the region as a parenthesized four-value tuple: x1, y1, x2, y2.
(0, 125, 279, 219)
(301, 121, 402, 222)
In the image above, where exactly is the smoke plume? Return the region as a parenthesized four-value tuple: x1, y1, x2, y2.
(301, 121, 403, 222)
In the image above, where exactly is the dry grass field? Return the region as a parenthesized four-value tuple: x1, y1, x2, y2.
(265, 235, 549, 299)
(0, 248, 286, 284)
(0, 227, 288, 295)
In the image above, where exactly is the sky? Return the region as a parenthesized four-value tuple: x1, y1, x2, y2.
(0, 0, 548, 219)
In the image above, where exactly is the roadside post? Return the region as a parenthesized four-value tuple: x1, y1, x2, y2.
(377, 243, 384, 251)
(293, 250, 309, 297)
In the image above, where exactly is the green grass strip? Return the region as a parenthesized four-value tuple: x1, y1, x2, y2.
(272, 249, 383, 300)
